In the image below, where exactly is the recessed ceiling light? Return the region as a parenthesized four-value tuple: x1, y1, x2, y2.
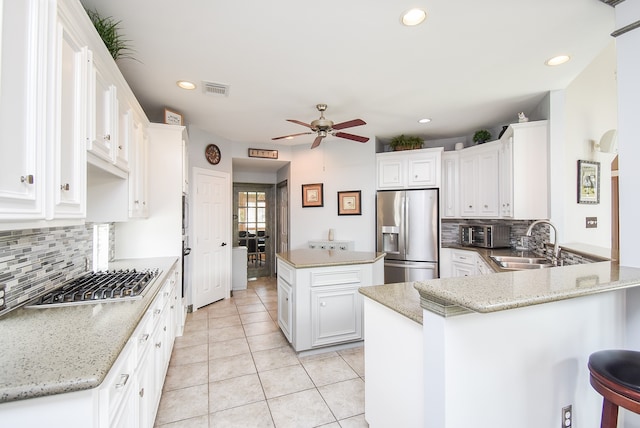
(545, 55, 571, 66)
(401, 8, 427, 26)
(177, 80, 196, 90)
(418, 118, 431, 124)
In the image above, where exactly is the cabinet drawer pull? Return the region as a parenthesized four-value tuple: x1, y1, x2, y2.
(139, 388, 144, 398)
(115, 373, 130, 389)
(170, 305, 175, 309)
(20, 175, 34, 184)
(104, 134, 111, 141)
(155, 342, 162, 348)
(154, 309, 161, 315)
(140, 333, 150, 343)
(163, 326, 167, 332)
(118, 145, 123, 149)
(60, 183, 70, 191)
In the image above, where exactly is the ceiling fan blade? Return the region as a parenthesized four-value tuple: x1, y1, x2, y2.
(311, 135, 324, 149)
(332, 119, 366, 130)
(272, 132, 313, 141)
(335, 132, 369, 143)
(286, 119, 312, 128)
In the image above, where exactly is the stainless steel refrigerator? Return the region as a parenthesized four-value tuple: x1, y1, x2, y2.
(376, 189, 439, 283)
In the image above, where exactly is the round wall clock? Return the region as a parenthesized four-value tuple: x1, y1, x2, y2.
(205, 144, 221, 165)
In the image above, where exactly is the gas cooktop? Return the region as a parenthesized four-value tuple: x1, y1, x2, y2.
(27, 268, 160, 308)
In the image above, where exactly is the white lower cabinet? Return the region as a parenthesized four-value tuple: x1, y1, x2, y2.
(277, 257, 383, 352)
(277, 277, 293, 342)
(311, 286, 362, 347)
(444, 249, 495, 278)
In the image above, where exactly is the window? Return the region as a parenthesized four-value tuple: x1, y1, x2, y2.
(237, 191, 266, 237)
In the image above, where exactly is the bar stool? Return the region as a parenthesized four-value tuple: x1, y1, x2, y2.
(588, 350, 640, 427)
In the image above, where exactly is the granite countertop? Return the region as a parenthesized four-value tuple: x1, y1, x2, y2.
(414, 261, 640, 315)
(0, 257, 178, 403)
(359, 282, 423, 325)
(276, 249, 385, 268)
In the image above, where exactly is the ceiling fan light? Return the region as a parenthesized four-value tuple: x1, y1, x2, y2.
(402, 8, 427, 26)
(177, 80, 196, 90)
(545, 55, 571, 66)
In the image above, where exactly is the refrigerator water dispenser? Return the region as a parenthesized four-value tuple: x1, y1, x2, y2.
(381, 226, 399, 253)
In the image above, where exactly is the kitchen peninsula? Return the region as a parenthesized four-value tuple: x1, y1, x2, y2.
(360, 262, 640, 428)
(276, 249, 384, 353)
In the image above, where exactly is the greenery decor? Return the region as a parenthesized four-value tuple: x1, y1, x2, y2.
(85, 8, 133, 61)
(473, 129, 492, 144)
(390, 134, 423, 151)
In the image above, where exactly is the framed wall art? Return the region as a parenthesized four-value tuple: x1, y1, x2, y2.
(164, 108, 184, 126)
(577, 160, 600, 204)
(302, 183, 323, 207)
(337, 190, 361, 215)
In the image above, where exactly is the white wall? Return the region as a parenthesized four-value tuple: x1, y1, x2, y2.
(561, 42, 618, 248)
(288, 139, 377, 251)
(186, 125, 377, 252)
(617, 2, 640, 268)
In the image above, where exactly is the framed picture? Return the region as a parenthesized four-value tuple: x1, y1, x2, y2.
(577, 160, 600, 204)
(164, 108, 183, 126)
(302, 183, 323, 207)
(337, 190, 361, 215)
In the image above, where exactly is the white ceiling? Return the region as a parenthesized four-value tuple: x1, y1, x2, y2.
(79, 0, 615, 150)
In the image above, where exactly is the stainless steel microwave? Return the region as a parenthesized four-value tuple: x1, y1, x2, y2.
(459, 224, 510, 248)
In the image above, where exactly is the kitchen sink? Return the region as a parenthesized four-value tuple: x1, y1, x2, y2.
(489, 255, 555, 270)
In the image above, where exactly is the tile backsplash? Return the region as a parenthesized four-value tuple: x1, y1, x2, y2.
(0, 224, 95, 316)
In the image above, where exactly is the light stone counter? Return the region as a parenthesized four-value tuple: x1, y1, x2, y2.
(414, 261, 640, 315)
(276, 249, 385, 268)
(358, 261, 640, 320)
(0, 257, 178, 403)
(358, 282, 423, 324)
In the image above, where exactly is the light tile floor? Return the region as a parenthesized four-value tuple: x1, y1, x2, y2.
(154, 277, 368, 428)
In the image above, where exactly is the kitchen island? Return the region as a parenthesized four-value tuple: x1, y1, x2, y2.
(0, 257, 181, 427)
(359, 261, 640, 428)
(276, 249, 385, 353)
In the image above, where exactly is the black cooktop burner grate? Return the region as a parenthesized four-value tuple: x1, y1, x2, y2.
(31, 268, 160, 306)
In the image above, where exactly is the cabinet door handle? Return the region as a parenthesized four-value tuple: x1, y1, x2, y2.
(104, 134, 111, 141)
(60, 183, 70, 191)
(320, 301, 326, 307)
(115, 373, 130, 389)
(154, 309, 161, 315)
(20, 175, 34, 184)
(140, 333, 150, 343)
(139, 388, 145, 398)
(156, 342, 162, 348)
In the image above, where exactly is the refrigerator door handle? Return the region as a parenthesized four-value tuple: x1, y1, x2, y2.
(404, 196, 410, 255)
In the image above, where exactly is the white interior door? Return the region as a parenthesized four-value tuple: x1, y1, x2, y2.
(192, 167, 230, 309)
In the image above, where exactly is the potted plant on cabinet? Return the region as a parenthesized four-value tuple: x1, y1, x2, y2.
(85, 8, 134, 61)
(472, 129, 492, 144)
(390, 134, 423, 151)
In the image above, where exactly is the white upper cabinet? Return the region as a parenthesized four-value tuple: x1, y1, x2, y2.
(377, 148, 442, 190)
(88, 63, 117, 164)
(500, 121, 549, 219)
(1, 0, 150, 228)
(441, 152, 459, 218)
(50, 7, 89, 219)
(459, 143, 500, 218)
(0, 0, 47, 220)
(129, 116, 149, 218)
(441, 120, 549, 220)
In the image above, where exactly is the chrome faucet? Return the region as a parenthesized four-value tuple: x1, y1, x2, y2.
(525, 220, 560, 264)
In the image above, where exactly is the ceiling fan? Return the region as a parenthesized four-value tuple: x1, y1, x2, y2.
(272, 104, 369, 149)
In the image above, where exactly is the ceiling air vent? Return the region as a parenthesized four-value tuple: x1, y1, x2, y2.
(202, 81, 230, 96)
